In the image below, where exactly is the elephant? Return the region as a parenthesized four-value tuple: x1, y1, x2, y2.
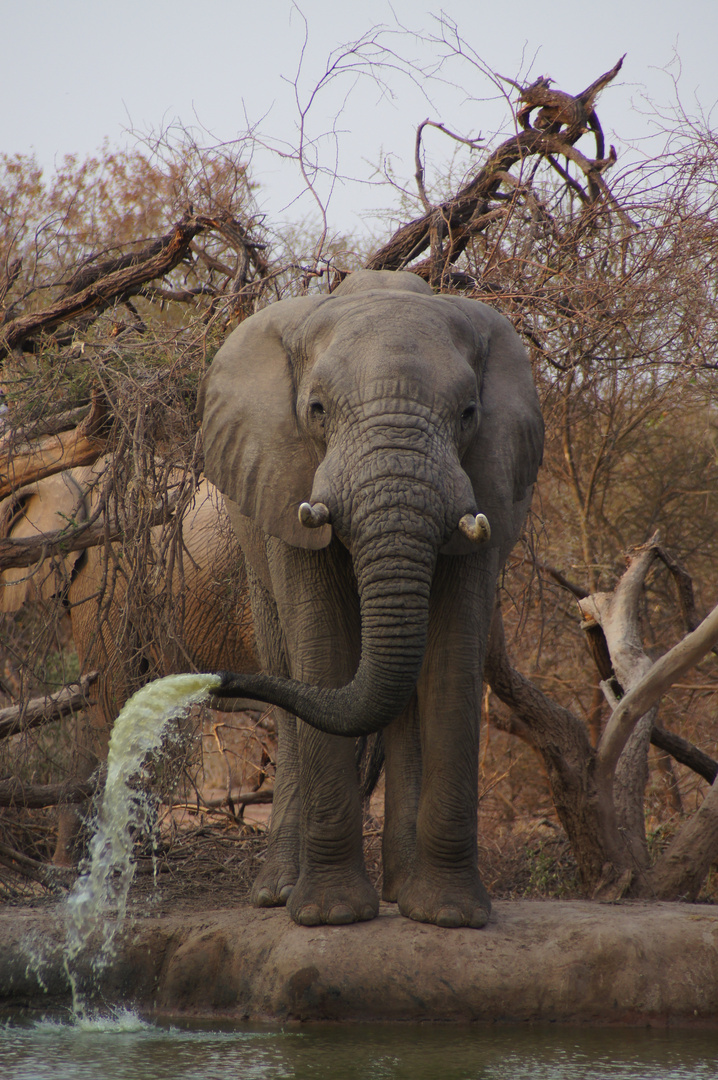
(0, 462, 259, 863)
(199, 268, 544, 928)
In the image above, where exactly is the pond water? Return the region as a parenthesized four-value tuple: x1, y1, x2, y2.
(2, 1014, 718, 1080)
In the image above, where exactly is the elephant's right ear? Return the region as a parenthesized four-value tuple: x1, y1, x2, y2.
(0, 471, 88, 612)
(198, 297, 332, 550)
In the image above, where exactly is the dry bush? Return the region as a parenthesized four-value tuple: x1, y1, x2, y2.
(0, 134, 275, 894)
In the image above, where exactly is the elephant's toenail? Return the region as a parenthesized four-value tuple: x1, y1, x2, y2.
(327, 904, 354, 925)
(360, 905, 377, 921)
(278, 883, 295, 903)
(436, 906, 463, 928)
(254, 887, 273, 907)
(296, 905, 322, 926)
(470, 907, 490, 929)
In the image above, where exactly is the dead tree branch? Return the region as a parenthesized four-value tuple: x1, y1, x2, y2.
(4, 403, 91, 443)
(650, 725, 718, 785)
(0, 775, 98, 807)
(0, 488, 180, 571)
(0, 258, 22, 308)
(0, 841, 73, 890)
(0, 672, 98, 741)
(573, 535, 718, 898)
(367, 58, 624, 278)
(0, 214, 212, 359)
(594, 598, 718, 781)
(200, 788, 274, 810)
(0, 391, 107, 498)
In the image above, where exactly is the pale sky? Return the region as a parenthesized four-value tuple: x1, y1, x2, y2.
(4, 0, 716, 238)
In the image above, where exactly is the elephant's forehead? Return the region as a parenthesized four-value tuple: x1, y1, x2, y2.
(302, 292, 478, 364)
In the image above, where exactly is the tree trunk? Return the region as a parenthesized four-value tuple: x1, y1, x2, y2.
(638, 779, 718, 900)
(484, 604, 629, 892)
(579, 538, 718, 900)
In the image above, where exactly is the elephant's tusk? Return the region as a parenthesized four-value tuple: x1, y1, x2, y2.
(458, 513, 491, 545)
(298, 501, 330, 528)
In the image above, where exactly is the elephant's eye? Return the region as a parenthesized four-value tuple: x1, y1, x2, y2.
(309, 400, 326, 420)
(461, 403, 477, 430)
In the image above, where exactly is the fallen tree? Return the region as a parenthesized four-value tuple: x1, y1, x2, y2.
(486, 537, 718, 900)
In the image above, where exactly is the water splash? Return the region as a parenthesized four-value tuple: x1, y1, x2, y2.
(31, 1007, 151, 1034)
(61, 672, 221, 1011)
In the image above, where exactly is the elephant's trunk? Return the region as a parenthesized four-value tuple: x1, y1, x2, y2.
(215, 470, 445, 737)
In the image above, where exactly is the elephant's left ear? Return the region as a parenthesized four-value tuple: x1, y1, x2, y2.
(440, 296, 544, 562)
(198, 296, 332, 550)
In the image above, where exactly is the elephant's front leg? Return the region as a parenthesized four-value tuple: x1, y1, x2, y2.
(267, 538, 378, 926)
(396, 554, 495, 929)
(288, 723, 378, 925)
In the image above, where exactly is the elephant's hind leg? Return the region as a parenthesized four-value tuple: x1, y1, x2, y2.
(245, 565, 300, 907)
(251, 707, 300, 906)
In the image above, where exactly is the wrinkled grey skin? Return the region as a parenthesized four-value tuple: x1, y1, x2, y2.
(200, 270, 543, 929)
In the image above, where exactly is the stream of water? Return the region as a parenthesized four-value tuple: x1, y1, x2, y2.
(45, 673, 221, 1011)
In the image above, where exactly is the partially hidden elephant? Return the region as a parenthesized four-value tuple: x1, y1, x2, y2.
(0, 462, 259, 862)
(200, 269, 544, 928)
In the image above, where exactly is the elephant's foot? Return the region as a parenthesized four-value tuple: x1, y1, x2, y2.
(250, 855, 299, 907)
(381, 868, 407, 903)
(381, 882, 399, 903)
(287, 868, 379, 926)
(381, 842, 416, 903)
(397, 870, 491, 929)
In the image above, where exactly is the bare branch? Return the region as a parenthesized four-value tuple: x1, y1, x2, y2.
(200, 788, 273, 809)
(651, 725, 718, 785)
(368, 58, 625, 275)
(0, 672, 98, 741)
(0, 214, 213, 359)
(0, 775, 98, 807)
(0, 390, 107, 498)
(0, 258, 22, 307)
(0, 489, 180, 571)
(4, 403, 91, 442)
(579, 539, 658, 691)
(414, 120, 433, 213)
(0, 841, 73, 890)
(596, 600, 718, 779)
